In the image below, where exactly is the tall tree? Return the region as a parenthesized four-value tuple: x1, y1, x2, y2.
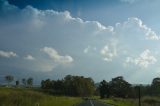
(41, 79, 53, 89)
(53, 80, 64, 95)
(64, 75, 95, 96)
(16, 80, 19, 87)
(5, 75, 14, 87)
(27, 77, 33, 88)
(109, 76, 131, 98)
(151, 77, 160, 96)
(99, 80, 110, 98)
(22, 78, 27, 87)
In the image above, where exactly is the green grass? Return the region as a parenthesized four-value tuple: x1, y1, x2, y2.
(2, 87, 160, 106)
(141, 96, 160, 106)
(100, 96, 160, 106)
(0, 87, 82, 106)
(100, 98, 137, 106)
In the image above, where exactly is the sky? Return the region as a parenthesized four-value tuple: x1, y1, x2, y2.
(0, 0, 160, 84)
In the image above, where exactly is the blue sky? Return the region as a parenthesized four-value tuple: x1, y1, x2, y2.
(1, 0, 160, 84)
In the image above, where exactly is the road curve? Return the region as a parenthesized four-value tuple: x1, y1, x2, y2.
(77, 100, 112, 106)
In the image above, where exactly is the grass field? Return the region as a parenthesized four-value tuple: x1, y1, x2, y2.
(0, 87, 82, 106)
(100, 98, 137, 106)
(1, 87, 160, 106)
(100, 96, 160, 106)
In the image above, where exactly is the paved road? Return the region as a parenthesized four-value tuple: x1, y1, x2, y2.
(77, 100, 112, 106)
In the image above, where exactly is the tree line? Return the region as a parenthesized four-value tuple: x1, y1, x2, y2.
(41, 75, 95, 96)
(98, 76, 160, 99)
(4, 75, 33, 87)
(41, 75, 160, 98)
(3, 74, 160, 98)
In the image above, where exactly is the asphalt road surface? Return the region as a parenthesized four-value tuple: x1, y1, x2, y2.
(77, 100, 112, 106)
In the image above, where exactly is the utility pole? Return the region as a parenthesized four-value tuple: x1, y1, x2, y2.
(138, 86, 141, 106)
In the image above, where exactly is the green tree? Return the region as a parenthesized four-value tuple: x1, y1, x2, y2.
(53, 80, 64, 95)
(41, 79, 53, 89)
(5, 75, 14, 87)
(64, 75, 95, 96)
(109, 76, 131, 98)
(64, 75, 75, 96)
(27, 77, 33, 88)
(83, 77, 95, 96)
(22, 78, 27, 87)
(16, 80, 19, 87)
(41, 75, 95, 96)
(151, 77, 160, 96)
(99, 80, 110, 98)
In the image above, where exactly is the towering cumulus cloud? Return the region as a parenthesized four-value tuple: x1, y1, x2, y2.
(0, 0, 160, 84)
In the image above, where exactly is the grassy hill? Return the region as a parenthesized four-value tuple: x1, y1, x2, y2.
(0, 87, 82, 106)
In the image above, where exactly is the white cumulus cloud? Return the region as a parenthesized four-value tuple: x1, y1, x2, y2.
(101, 41, 117, 62)
(125, 49, 157, 68)
(84, 46, 90, 54)
(115, 17, 160, 40)
(0, 50, 17, 58)
(41, 47, 73, 64)
(24, 55, 35, 60)
(83, 46, 97, 54)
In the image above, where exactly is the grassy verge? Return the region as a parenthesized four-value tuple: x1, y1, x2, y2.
(100, 98, 137, 106)
(99, 96, 160, 106)
(141, 96, 160, 106)
(0, 87, 82, 106)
